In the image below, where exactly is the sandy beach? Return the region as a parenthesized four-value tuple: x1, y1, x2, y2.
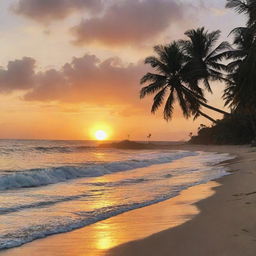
(109, 145, 256, 256)
(1, 145, 255, 256)
(2, 0, 256, 255)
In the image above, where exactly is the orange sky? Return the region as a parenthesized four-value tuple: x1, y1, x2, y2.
(0, 0, 244, 141)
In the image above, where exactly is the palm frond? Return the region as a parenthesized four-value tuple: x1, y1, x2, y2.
(176, 87, 190, 118)
(144, 57, 168, 74)
(140, 73, 166, 84)
(226, 0, 249, 14)
(140, 80, 166, 98)
(151, 87, 167, 113)
(205, 41, 232, 61)
(203, 79, 212, 93)
(163, 88, 175, 120)
(225, 60, 243, 72)
(205, 30, 221, 55)
(207, 61, 227, 71)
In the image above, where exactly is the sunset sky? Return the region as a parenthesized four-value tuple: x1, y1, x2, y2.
(0, 0, 245, 141)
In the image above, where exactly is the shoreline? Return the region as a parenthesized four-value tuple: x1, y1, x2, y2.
(108, 145, 256, 256)
(0, 145, 253, 255)
(0, 181, 221, 256)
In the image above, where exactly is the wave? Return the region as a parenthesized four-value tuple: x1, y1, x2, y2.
(0, 178, 150, 215)
(33, 146, 93, 153)
(81, 178, 149, 188)
(0, 192, 97, 215)
(0, 145, 94, 155)
(0, 151, 197, 191)
(0, 165, 229, 251)
(0, 152, 236, 250)
(0, 198, 176, 250)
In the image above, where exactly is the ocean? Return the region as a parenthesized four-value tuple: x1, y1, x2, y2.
(0, 140, 234, 250)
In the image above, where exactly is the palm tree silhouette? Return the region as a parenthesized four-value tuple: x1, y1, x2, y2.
(147, 133, 152, 143)
(224, 0, 256, 136)
(180, 27, 230, 93)
(140, 29, 229, 123)
(226, 0, 256, 31)
(223, 26, 254, 109)
(140, 42, 202, 121)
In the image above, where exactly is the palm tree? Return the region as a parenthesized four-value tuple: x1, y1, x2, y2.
(140, 29, 230, 123)
(226, 0, 256, 31)
(225, 0, 256, 137)
(223, 27, 255, 109)
(180, 27, 230, 93)
(140, 42, 204, 121)
(224, 47, 256, 137)
(147, 133, 152, 144)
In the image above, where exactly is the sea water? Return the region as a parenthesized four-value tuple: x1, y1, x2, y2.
(0, 140, 234, 250)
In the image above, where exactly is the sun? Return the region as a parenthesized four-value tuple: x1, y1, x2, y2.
(95, 130, 108, 141)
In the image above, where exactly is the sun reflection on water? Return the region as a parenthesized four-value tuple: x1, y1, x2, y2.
(95, 224, 115, 250)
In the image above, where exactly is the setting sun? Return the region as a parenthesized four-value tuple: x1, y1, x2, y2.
(95, 130, 108, 141)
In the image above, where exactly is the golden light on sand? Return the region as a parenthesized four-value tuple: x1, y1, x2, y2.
(95, 130, 108, 141)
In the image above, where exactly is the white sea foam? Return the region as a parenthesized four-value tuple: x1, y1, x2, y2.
(0, 167, 229, 250)
(0, 144, 236, 251)
(0, 151, 197, 191)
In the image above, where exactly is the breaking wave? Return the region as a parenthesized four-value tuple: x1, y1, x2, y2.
(0, 151, 197, 191)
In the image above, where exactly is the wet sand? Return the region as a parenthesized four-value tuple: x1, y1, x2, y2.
(109, 145, 256, 256)
(1, 145, 255, 256)
(0, 181, 219, 256)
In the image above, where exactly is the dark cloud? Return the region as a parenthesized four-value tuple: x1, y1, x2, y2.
(71, 0, 189, 46)
(12, 0, 103, 23)
(0, 57, 35, 93)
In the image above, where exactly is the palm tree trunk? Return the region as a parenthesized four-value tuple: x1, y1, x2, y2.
(198, 110, 217, 123)
(198, 100, 230, 116)
(180, 85, 230, 116)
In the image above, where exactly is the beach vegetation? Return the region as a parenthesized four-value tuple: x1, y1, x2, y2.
(140, 29, 230, 122)
(140, 0, 256, 145)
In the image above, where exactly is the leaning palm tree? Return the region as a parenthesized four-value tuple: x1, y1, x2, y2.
(141, 42, 202, 121)
(140, 28, 230, 123)
(140, 42, 227, 123)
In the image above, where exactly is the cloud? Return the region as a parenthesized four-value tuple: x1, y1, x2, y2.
(71, 0, 190, 46)
(0, 54, 144, 106)
(26, 69, 70, 101)
(0, 57, 35, 93)
(12, 0, 103, 23)
(0, 55, 192, 119)
(25, 55, 146, 105)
